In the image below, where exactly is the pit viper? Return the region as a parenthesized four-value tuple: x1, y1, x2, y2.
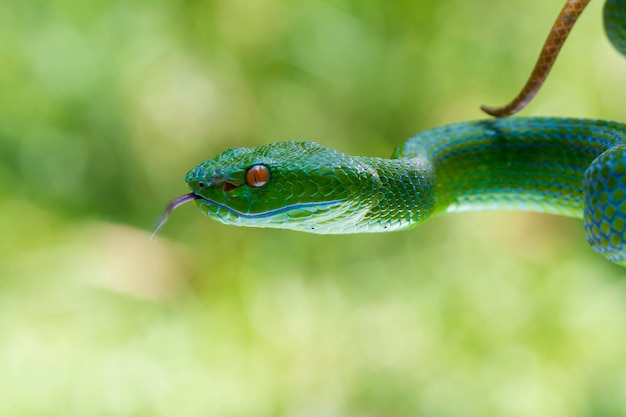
(157, 0, 626, 266)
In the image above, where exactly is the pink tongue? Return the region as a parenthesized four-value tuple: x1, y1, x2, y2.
(151, 192, 197, 239)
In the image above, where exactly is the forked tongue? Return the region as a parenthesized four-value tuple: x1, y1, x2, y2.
(151, 192, 198, 240)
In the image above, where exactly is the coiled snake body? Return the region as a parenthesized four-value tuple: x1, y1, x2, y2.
(159, 0, 626, 266)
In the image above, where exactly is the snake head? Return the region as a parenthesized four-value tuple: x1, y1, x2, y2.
(183, 141, 381, 233)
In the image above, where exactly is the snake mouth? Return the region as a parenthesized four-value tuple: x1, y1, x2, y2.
(195, 196, 345, 220)
(153, 190, 346, 235)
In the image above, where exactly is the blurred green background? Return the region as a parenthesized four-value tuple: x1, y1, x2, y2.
(2, 0, 626, 415)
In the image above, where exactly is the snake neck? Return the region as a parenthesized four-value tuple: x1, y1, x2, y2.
(393, 118, 626, 219)
(354, 156, 436, 232)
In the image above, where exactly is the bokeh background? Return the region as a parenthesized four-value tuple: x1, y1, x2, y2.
(2, 0, 626, 415)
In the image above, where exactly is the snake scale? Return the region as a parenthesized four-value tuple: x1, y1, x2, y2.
(158, 0, 626, 266)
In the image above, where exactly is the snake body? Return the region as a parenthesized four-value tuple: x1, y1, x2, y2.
(160, 0, 626, 266)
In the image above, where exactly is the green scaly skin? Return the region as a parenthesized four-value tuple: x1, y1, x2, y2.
(178, 0, 626, 266)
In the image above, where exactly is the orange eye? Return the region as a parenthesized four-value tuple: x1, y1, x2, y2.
(245, 164, 270, 188)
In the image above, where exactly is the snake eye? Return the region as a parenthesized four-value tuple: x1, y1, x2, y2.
(245, 164, 270, 188)
(198, 182, 206, 188)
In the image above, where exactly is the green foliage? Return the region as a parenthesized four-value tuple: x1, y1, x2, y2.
(1, 0, 626, 416)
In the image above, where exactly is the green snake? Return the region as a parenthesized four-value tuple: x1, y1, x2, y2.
(157, 0, 626, 266)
